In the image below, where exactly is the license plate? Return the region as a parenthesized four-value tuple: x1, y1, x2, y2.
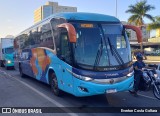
(106, 89, 117, 93)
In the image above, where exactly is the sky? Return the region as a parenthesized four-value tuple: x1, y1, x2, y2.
(0, 0, 160, 38)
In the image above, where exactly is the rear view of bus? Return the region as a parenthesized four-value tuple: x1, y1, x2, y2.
(14, 12, 142, 97)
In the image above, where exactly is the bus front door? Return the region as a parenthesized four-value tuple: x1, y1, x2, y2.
(58, 30, 74, 94)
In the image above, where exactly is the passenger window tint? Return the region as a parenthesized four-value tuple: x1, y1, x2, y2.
(21, 49, 31, 60)
(60, 32, 72, 64)
(16, 22, 54, 49)
(40, 23, 54, 49)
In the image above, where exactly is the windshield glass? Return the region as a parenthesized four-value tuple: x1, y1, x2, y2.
(72, 22, 131, 70)
(5, 47, 14, 54)
(102, 24, 132, 66)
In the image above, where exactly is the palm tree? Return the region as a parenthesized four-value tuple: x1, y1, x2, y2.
(147, 16, 160, 30)
(126, 0, 155, 26)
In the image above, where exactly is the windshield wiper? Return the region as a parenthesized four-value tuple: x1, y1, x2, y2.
(93, 37, 103, 70)
(107, 37, 124, 66)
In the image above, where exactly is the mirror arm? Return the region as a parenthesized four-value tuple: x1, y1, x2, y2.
(57, 23, 76, 43)
(124, 25, 142, 43)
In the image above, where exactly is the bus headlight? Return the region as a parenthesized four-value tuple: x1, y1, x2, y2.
(7, 60, 11, 64)
(127, 71, 134, 77)
(73, 73, 93, 81)
(66, 69, 93, 81)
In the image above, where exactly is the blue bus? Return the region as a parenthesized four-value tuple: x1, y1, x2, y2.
(14, 12, 142, 97)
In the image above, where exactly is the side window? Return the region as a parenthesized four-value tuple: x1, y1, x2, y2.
(28, 31, 35, 46)
(30, 28, 40, 47)
(21, 49, 31, 60)
(60, 31, 72, 64)
(23, 32, 30, 49)
(40, 23, 54, 49)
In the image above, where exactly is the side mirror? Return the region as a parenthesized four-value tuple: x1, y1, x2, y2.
(57, 23, 76, 43)
(124, 25, 142, 43)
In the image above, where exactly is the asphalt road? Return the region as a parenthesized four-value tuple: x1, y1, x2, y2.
(0, 67, 160, 116)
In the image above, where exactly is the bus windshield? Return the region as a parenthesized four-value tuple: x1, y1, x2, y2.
(72, 23, 132, 70)
(5, 47, 14, 54)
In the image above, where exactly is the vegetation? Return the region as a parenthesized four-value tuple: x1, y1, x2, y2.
(126, 0, 155, 26)
(147, 16, 160, 30)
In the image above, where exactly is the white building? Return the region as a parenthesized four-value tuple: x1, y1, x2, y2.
(34, 1, 77, 23)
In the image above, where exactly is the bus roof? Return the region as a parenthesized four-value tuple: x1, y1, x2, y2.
(16, 12, 120, 37)
(53, 12, 120, 22)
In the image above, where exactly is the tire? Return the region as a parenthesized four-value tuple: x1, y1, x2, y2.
(0, 61, 4, 67)
(153, 84, 160, 100)
(50, 72, 63, 96)
(19, 65, 25, 78)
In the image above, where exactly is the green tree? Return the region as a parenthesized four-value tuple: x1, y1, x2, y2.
(147, 16, 160, 30)
(126, 0, 155, 26)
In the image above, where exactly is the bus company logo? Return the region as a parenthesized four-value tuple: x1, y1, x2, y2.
(109, 79, 114, 84)
(105, 73, 118, 77)
(2, 108, 11, 113)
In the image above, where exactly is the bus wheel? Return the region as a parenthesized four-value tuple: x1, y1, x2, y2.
(50, 72, 63, 96)
(19, 66, 25, 78)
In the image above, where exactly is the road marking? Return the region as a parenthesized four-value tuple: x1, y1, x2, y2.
(0, 70, 78, 116)
(126, 91, 158, 100)
(138, 93, 157, 100)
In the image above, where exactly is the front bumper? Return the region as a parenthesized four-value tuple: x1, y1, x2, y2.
(73, 75, 134, 97)
(5, 61, 14, 67)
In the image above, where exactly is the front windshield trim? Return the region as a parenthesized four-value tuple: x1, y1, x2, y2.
(75, 61, 133, 71)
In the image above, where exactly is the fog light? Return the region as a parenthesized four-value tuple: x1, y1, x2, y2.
(78, 86, 88, 92)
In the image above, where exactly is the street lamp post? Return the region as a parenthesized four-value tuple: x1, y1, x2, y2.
(115, 0, 117, 17)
